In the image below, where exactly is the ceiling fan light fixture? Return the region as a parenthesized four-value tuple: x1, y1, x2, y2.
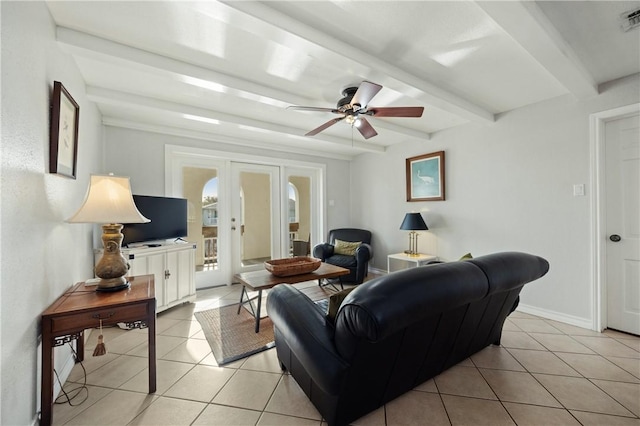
(345, 115, 356, 125)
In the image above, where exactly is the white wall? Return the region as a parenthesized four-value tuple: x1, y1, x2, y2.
(0, 2, 104, 424)
(103, 126, 353, 233)
(351, 75, 640, 328)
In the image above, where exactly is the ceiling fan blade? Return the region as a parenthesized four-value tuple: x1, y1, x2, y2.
(288, 106, 340, 113)
(305, 116, 346, 136)
(356, 117, 378, 139)
(351, 81, 382, 109)
(368, 106, 424, 117)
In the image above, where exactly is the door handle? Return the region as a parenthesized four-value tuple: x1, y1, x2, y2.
(609, 234, 622, 242)
(231, 226, 236, 230)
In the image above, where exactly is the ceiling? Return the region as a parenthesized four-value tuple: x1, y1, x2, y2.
(46, 1, 640, 160)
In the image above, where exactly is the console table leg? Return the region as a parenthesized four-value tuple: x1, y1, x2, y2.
(148, 306, 157, 393)
(41, 328, 54, 426)
(76, 331, 84, 362)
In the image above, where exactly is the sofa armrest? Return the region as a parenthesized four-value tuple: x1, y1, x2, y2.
(266, 284, 349, 395)
(355, 243, 373, 262)
(313, 243, 334, 261)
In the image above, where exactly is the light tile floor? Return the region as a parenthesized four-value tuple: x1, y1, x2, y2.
(53, 282, 640, 425)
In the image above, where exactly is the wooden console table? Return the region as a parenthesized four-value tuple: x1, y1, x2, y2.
(40, 275, 156, 426)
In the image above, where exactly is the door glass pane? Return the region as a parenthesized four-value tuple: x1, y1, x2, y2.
(183, 167, 219, 271)
(240, 171, 272, 266)
(289, 176, 311, 257)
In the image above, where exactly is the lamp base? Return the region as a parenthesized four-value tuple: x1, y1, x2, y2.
(406, 231, 420, 257)
(95, 223, 131, 293)
(96, 277, 131, 292)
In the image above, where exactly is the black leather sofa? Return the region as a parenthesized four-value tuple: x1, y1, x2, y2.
(266, 252, 549, 426)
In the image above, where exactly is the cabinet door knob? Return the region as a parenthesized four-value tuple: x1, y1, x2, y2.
(609, 234, 622, 242)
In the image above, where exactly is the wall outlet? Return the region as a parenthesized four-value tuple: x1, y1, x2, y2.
(573, 184, 585, 196)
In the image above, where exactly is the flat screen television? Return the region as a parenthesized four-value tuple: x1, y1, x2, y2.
(122, 195, 188, 246)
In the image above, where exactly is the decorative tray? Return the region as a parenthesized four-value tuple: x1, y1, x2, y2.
(265, 256, 321, 277)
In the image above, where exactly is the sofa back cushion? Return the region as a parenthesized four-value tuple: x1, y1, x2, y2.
(334, 261, 489, 359)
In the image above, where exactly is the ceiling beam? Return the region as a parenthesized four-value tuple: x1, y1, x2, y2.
(476, 1, 598, 98)
(86, 86, 385, 153)
(56, 27, 304, 107)
(57, 27, 431, 141)
(221, 1, 495, 124)
(101, 118, 359, 161)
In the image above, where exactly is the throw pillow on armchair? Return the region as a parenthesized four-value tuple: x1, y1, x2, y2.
(333, 239, 361, 256)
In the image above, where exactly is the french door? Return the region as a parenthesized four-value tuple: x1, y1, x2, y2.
(230, 163, 281, 276)
(166, 146, 324, 288)
(172, 157, 230, 289)
(189, 161, 280, 287)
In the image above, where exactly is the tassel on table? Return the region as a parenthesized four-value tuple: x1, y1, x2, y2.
(93, 319, 107, 356)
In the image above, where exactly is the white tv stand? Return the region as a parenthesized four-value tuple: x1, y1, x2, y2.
(95, 242, 196, 313)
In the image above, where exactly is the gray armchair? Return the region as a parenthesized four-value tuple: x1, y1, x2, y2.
(313, 228, 373, 284)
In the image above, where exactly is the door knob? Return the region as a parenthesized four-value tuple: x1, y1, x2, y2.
(609, 234, 622, 242)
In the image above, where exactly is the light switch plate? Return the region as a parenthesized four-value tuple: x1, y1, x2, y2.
(573, 184, 585, 196)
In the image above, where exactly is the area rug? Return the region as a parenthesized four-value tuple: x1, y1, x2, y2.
(195, 304, 275, 365)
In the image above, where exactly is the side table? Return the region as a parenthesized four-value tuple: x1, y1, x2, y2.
(40, 274, 156, 426)
(387, 253, 437, 273)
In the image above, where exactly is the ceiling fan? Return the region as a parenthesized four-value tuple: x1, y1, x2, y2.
(287, 81, 424, 140)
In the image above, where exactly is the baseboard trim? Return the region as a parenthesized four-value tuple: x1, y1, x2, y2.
(367, 267, 596, 331)
(368, 266, 387, 275)
(517, 303, 594, 331)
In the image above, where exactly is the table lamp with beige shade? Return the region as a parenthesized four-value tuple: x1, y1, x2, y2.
(67, 174, 150, 292)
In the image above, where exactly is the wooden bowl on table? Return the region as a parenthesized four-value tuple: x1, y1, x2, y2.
(265, 256, 321, 277)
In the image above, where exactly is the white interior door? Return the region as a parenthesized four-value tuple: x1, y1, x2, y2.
(605, 113, 640, 335)
(231, 163, 281, 275)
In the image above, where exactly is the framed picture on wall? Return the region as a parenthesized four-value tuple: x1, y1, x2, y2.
(406, 151, 445, 201)
(49, 81, 79, 179)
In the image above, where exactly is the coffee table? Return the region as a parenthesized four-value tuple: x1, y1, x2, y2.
(234, 262, 350, 332)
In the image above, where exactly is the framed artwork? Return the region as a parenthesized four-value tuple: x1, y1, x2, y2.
(50, 81, 79, 179)
(406, 151, 445, 201)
